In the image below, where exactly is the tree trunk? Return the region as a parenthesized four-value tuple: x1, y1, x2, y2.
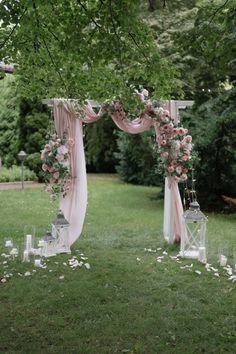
(148, 0, 157, 12)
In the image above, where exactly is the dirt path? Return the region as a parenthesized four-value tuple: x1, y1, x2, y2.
(0, 181, 43, 190)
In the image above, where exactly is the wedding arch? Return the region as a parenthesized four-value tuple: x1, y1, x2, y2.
(42, 94, 194, 246)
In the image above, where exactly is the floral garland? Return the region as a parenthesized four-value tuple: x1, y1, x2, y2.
(152, 106, 193, 182)
(109, 89, 193, 182)
(41, 133, 72, 199)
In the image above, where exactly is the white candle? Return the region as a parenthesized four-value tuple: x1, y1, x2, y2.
(198, 247, 206, 264)
(34, 259, 41, 267)
(5, 240, 13, 247)
(219, 255, 227, 267)
(26, 234, 32, 250)
(38, 240, 45, 247)
(23, 250, 29, 262)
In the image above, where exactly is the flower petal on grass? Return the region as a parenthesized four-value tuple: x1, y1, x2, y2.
(24, 271, 31, 277)
(180, 264, 193, 269)
(195, 270, 201, 275)
(228, 275, 236, 282)
(84, 263, 91, 270)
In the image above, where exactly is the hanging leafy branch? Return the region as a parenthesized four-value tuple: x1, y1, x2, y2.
(0, 0, 178, 107)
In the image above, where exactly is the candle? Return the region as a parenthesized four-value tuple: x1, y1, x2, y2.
(34, 259, 41, 267)
(26, 234, 32, 250)
(5, 240, 13, 247)
(219, 254, 227, 267)
(198, 247, 207, 264)
(38, 240, 45, 247)
(23, 250, 29, 262)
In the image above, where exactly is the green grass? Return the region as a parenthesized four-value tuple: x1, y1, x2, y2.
(0, 175, 236, 354)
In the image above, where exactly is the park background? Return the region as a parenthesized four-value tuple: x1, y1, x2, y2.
(0, 1, 236, 353)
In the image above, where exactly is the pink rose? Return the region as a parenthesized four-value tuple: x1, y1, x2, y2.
(42, 163, 48, 172)
(168, 166, 175, 173)
(141, 89, 149, 97)
(172, 128, 178, 135)
(161, 140, 167, 146)
(161, 151, 169, 158)
(57, 145, 68, 155)
(56, 153, 64, 162)
(48, 166, 55, 173)
(180, 173, 188, 181)
(183, 135, 192, 143)
(176, 166, 182, 175)
(44, 144, 51, 152)
(182, 155, 190, 161)
(67, 138, 75, 147)
(53, 171, 60, 180)
(163, 110, 169, 116)
(178, 128, 185, 135)
(171, 160, 178, 167)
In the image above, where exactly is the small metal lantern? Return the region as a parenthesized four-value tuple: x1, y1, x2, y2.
(52, 210, 70, 254)
(42, 230, 57, 257)
(180, 201, 208, 263)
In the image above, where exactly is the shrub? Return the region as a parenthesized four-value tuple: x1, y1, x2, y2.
(115, 130, 162, 186)
(181, 88, 236, 211)
(0, 165, 37, 183)
(84, 116, 119, 172)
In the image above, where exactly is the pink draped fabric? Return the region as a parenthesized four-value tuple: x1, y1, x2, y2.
(169, 177, 184, 242)
(52, 98, 184, 244)
(53, 99, 87, 245)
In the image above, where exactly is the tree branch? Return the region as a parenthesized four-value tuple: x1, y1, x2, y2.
(32, 1, 67, 93)
(208, 0, 230, 24)
(76, 0, 102, 29)
(128, 32, 149, 61)
(109, 0, 123, 70)
(0, 7, 27, 50)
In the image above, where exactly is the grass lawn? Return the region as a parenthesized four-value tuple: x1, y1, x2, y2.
(0, 174, 236, 354)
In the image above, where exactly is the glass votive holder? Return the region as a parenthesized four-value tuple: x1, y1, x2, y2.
(9, 246, 19, 260)
(218, 244, 229, 267)
(22, 249, 30, 263)
(34, 254, 43, 268)
(4, 237, 14, 249)
(24, 225, 36, 251)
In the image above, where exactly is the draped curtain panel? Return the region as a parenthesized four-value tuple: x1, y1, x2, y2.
(52, 99, 184, 245)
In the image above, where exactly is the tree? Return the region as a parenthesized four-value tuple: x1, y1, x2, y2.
(84, 114, 119, 172)
(18, 98, 51, 180)
(0, 0, 177, 108)
(0, 75, 19, 166)
(115, 129, 162, 186)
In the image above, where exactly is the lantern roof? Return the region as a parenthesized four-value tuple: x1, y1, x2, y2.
(52, 210, 70, 226)
(183, 201, 208, 222)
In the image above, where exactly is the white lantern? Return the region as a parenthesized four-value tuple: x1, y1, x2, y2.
(42, 230, 57, 257)
(52, 210, 70, 254)
(180, 201, 208, 263)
